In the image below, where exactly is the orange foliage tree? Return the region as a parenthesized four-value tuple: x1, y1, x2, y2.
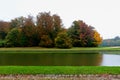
(93, 30, 102, 46)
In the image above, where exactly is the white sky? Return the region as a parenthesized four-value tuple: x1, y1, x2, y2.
(0, 0, 120, 39)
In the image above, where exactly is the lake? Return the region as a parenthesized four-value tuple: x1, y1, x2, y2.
(0, 52, 120, 66)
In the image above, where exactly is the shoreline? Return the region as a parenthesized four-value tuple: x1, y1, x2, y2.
(0, 74, 120, 80)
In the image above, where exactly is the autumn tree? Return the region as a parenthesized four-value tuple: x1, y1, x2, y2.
(39, 35, 53, 47)
(93, 30, 102, 46)
(68, 20, 102, 47)
(0, 21, 10, 40)
(21, 15, 38, 46)
(36, 12, 62, 47)
(10, 16, 25, 29)
(52, 14, 62, 40)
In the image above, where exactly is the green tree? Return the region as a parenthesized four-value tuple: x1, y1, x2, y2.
(67, 21, 81, 47)
(55, 31, 72, 48)
(5, 28, 21, 47)
(19, 32, 28, 47)
(7, 16, 39, 47)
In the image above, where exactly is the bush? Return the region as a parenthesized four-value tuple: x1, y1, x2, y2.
(0, 40, 5, 47)
(55, 32, 72, 48)
(39, 35, 53, 48)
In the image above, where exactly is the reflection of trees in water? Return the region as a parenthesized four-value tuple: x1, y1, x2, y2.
(54, 53, 103, 66)
(0, 53, 103, 66)
(85, 53, 103, 66)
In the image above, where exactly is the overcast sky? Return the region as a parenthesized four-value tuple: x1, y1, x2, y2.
(0, 0, 120, 39)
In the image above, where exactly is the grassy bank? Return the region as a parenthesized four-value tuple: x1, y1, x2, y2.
(0, 66, 120, 75)
(0, 47, 120, 54)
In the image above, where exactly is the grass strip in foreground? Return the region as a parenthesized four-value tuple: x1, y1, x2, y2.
(0, 47, 120, 54)
(0, 66, 120, 75)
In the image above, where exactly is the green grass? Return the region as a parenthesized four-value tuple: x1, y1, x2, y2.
(0, 47, 120, 54)
(0, 66, 119, 75)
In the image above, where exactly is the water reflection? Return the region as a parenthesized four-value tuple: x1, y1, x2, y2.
(0, 52, 120, 66)
(0, 53, 102, 66)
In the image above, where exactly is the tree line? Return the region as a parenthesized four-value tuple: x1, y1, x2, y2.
(100, 36, 120, 47)
(0, 12, 102, 48)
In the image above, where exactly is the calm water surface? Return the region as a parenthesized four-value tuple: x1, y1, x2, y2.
(0, 52, 120, 66)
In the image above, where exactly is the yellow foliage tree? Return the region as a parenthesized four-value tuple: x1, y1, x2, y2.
(93, 30, 102, 46)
